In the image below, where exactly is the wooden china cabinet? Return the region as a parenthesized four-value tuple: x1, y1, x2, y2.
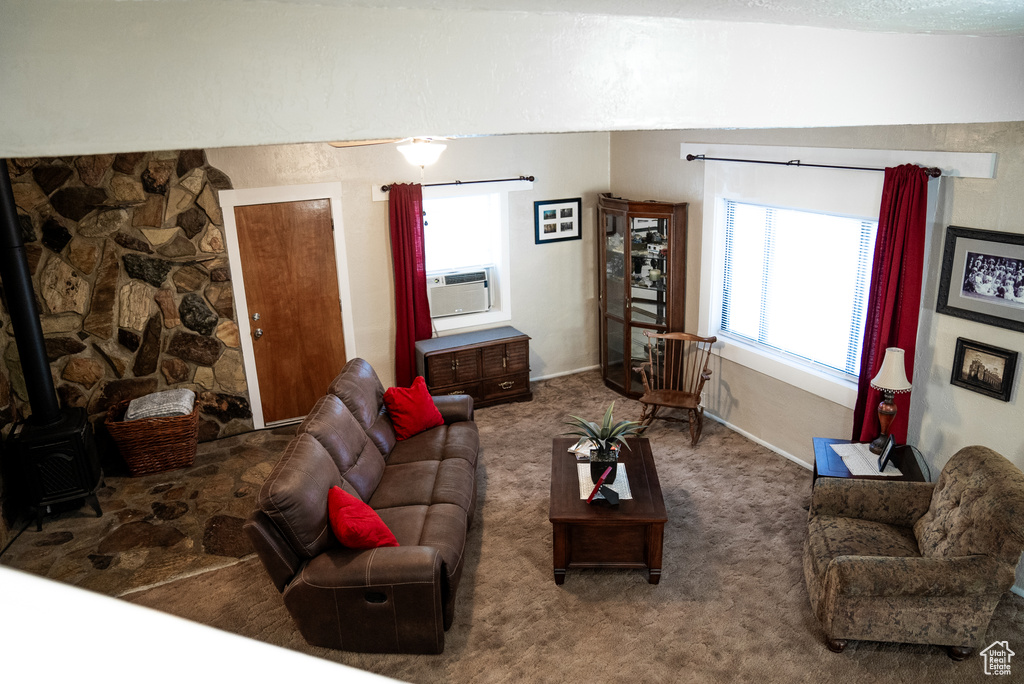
(598, 194, 687, 398)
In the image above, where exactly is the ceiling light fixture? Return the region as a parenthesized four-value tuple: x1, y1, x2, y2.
(397, 138, 447, 167)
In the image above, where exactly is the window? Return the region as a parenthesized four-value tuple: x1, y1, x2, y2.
(423, 193, 500, 273)
(421, 182, 521, 331)
(720, 200, 876, 379)
(693, 143, 967, 407)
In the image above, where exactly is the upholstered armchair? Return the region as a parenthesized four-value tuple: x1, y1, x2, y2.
(804, 445, 1024, 659)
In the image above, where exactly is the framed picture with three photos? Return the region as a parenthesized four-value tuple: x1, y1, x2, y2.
(534, 198, 582, 244)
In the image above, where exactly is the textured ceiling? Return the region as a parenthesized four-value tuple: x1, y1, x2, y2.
(258, 0, 1024, 36)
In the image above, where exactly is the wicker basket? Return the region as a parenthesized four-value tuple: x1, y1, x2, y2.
(105, 399, 200, 476)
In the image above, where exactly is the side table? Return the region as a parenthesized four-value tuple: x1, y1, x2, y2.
(812, 437, 928, 483)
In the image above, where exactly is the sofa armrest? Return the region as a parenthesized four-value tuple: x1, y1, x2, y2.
(432, 394, 474, 423)
(244, 510, 302, 593)
(283, 545, 446, 653)
(299, 544, 444, 588)
(810, 477, 934, 527)
(827, 554, 1015, 598)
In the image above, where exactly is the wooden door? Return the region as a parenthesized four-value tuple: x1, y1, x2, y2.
(234, 199, 347, 423)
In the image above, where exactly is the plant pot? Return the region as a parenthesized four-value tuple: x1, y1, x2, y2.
(590, 460, 617, 485)
(589, 446, 618, 485)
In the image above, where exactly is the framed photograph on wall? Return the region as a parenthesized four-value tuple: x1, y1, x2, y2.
(936, 225, 1024, 333)
(534, 198, 582, 244)
(950, 337, 1018, 402)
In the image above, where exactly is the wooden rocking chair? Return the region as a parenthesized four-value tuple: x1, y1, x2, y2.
(634, 331, 717, 445)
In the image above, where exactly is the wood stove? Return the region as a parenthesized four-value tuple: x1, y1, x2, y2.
(12, 409, 102, 530)
(1, 161, 103, 530)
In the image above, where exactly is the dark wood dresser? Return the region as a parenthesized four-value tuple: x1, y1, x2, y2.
(415, 326, 532, 408)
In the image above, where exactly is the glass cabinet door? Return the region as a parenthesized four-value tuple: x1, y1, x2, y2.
(602, 207, 628, 394)
(604, 211, 626, 320)
(628, 216, 669, 328)
(605, 318, 626, 394)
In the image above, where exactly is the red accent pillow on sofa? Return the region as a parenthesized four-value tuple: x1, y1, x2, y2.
(383, 376, 444, 440)
(327, 486, 399, 549)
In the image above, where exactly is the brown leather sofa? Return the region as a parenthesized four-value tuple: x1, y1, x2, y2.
(244, 358, 479, 654)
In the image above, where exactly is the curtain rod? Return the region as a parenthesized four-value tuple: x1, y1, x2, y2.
(381, 175, 535, 193)
(685, 154, 941, 178)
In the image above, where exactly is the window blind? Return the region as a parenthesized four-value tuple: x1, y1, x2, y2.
(721, 200, 876, 378)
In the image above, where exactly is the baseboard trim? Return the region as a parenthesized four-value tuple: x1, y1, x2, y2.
(704, 411, 812, 471)
(531, 364, 600, 382)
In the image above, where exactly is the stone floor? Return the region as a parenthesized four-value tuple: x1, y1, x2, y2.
(0, 425, 294, 596)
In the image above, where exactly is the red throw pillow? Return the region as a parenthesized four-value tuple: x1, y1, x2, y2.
(383, 375, 444, 440)
(327, 486, 399, 549)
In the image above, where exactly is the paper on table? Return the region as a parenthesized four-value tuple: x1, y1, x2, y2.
(568, 439, 594, 461)
(830, 442, 902, 477)
(577, 463, 633, 500)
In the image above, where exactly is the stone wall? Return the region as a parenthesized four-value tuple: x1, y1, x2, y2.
(0, 151, 255, 544)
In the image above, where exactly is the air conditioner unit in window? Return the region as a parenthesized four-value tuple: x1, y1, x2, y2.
(427, 268, 491, 317)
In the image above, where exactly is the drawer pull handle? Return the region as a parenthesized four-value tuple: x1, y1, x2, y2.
(447, 390, 464, 395)
(499, 381, 515, 390)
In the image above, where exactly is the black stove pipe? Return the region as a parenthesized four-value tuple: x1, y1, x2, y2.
(0, 160, 62, 426)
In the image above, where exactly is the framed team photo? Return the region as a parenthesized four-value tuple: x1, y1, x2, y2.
(936, 225, 1024, 333)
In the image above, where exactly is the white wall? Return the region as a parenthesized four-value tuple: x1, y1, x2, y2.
(207, 134, 608, 388)
(913, 124, 1024, 467)
(3, 2, 1024, 157)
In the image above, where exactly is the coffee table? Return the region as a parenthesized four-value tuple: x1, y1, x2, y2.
(549, 437, 667, 584)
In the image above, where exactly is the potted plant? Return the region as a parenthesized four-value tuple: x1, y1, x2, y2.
(564, 402, 645, 484)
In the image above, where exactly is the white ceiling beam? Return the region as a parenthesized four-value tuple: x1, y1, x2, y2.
(2, 4, 1023, 157)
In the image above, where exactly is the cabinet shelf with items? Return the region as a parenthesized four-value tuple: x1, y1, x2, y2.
(598, 194, 687, 398)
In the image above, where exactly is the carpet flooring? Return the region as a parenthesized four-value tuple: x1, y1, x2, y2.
(114, 370, 1022, 684)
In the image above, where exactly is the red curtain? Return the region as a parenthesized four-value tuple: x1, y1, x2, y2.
(388, 183, 433, 387)
(852, 165, 930, 444)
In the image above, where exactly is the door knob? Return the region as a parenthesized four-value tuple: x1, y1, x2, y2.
(253, 328, 264, 339)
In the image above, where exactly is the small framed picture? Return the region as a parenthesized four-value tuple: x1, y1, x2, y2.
(535, 198, 582, 244)
(950, 337, 1018, 402)
(877, 434, 895, 472)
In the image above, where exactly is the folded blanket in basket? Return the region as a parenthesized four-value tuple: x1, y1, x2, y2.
(125, 389, 196, 421)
